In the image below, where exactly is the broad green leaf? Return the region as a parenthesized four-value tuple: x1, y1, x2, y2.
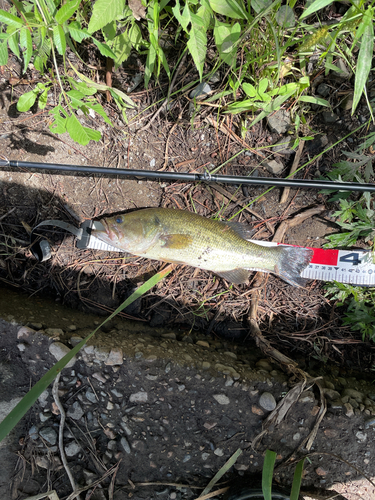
(251, 0, 272, 14)
(0, 9, 23, 26)
(0, 40, 8, 65)
(258, 78, 268, 94)
(19, 29, 32, 73)
(243, 82, 257, 97)
(87, 102, 113, 125)
(44, 0, 57, 17)
(262, 450, 277, 500)
(68, 62, 136, 107)
(55, 0, 81, 24)
(352, 8, 374, 113)
(88, 0, 125, 33)
(49, 105, 68, 134)
(197, 2, 212, 30)
(214, 21, 241, 66)
(102, 21, 117, 42)
(112, 31, 132, 69)
(69, 79, 97, 96)
(290, 459, 305, 500)
(276, 5, 295, 27)
(172, 0, 190, 31)
(300, 0, 334, 20)
(17, 90, 38, 112)
(92, 38, 116, 58)
(128, 23, 142, 49)
(209, 0, 247, 19)
(7, 31, 20, 59)
(67, 113, 101, 145)
(299, 95, 330, 106)
(38, 87, 49, 109)
(187, 26, 207, 81)
(53, 24, 66, 55)
(68, 22, 90, 43)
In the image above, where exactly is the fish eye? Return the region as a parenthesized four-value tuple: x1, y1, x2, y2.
(115, 216, 123, 224)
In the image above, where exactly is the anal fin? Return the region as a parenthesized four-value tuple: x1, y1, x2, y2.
(216, 269, 250, 284)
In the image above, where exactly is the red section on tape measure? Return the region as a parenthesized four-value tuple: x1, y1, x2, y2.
(310, 248, 339, 265)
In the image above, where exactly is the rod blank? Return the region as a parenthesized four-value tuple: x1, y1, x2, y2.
(1, 158, 375, 193)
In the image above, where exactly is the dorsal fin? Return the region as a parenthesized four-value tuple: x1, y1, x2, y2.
(223, 221, 255, 241)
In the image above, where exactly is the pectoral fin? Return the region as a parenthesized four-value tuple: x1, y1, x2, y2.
(216, 269, 250, 284)
(160, 234, 193, 249)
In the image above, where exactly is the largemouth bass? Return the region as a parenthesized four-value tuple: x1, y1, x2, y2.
(93, 208, 313, 287)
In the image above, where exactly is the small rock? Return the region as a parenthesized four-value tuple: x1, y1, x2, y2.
(343, 388, 364, 402)
(39, 427, 57, 445)
(65, 441, 81, 457)
(203, 420, 218, 430)
(196, 340, 210, 348)
(225, 376, 234, 387)
(251, 405, 264, 416)
(190, 82, 211, 99)
(39, 412, 51, 423)
(105, 349, 123, 366)
(121, 436, 131, 454)
(272, 136, 295, 154)
(94, 347, 110, 362)
(224, 351, 237, 359)
(92, 372, 107, 383)
(67, 325, 77, 332)
(267, 109, 291, 134)
(17, 326, 35, 340)
(213, 394, 230, 405)
(214, 448, 224, 457)
(323, 388, 341, 401)
(315, 467, 327, 476)
(70, 336, 83, 346)
(324, 429, 338, 438)
(45, 328, 64, 337)
(356, 431, 367, 443)
(161, 332, 176, 340)
(49, 342, 76, 368)
(129, 391, 148, 403)
(28, 425, 39, 440)
(85, 389, 97, 403)
(67, 401, 84, 420)
(38, 390, 49, 408)
(299, 391, 315, 404)
(111, 389, 123, 397)
(259, 392, 276, 411)
(344, 403, 354, 418)
(293, 433, 301, 441)
(322, 111, 338, 124)
(202, 452, 210, 461)
(265, 159, 284, 175)
(316, 83, 330, 98)
(202, 361, 211, 370)
(107, 440, 117, 451)
(256, 359, 273, 372)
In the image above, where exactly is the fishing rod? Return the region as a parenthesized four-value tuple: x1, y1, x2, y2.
(1, 157, 375, 193)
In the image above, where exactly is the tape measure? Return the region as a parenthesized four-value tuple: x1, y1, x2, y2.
(30, 220, 375, 286)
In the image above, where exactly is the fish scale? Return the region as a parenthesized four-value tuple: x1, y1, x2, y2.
(93, 208, 313, 287)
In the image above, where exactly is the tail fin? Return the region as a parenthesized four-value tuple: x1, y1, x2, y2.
(276, 246, 313, 287)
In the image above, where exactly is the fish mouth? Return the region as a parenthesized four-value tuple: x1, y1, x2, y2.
(92, 220, 120, 245)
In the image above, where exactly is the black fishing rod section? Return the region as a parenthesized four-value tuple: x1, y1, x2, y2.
(1, 157, 375, 193)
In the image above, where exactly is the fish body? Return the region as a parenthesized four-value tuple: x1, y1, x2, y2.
(93, 208, 313, 287)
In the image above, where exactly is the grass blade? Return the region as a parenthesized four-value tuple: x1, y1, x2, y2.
(290, 458, 305, 500)
(199, 448, 242, 497)
(352, 8, 374, 113)
(0, 265, 173, 443)
(262, 449, 277, 500)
